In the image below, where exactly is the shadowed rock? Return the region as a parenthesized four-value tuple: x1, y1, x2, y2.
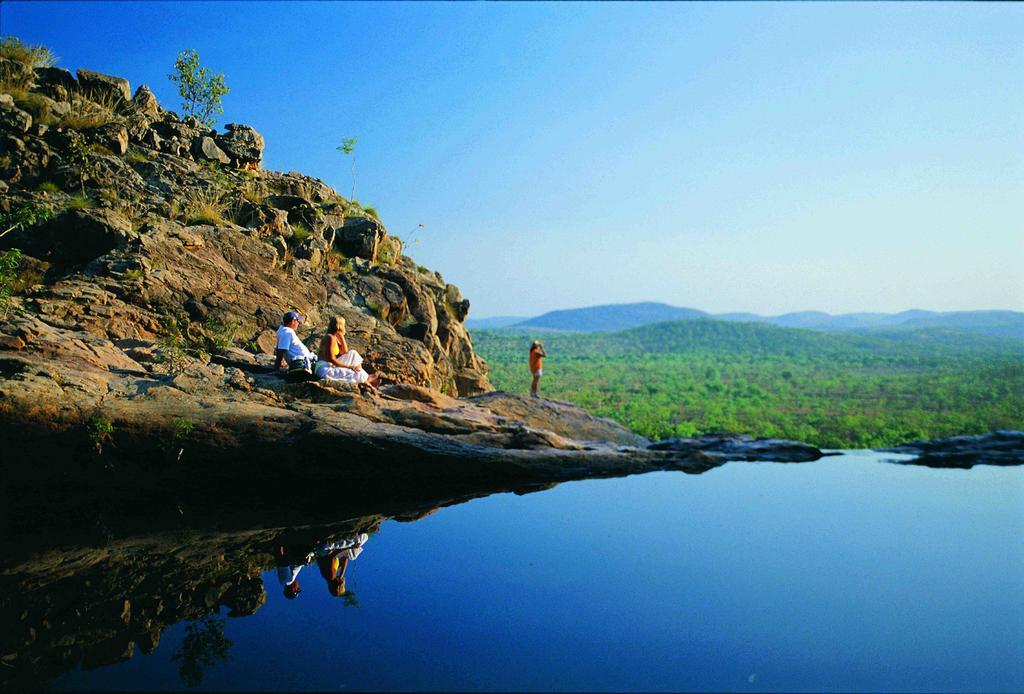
(882, 430, 1024, 468)
(648, 434, 827, 462)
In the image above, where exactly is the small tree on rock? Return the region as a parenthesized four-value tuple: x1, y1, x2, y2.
(337, 135, 358, 201)
(168, 48, 229, 127)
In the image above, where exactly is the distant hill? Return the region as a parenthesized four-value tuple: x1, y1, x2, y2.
(511, 302, 707, 332)
(868, 311, 1024, 340)
(470, 302, 1024, 340)
(464, 315, 528, 330)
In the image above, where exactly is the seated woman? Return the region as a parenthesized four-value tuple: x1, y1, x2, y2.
(316, 316, 381, 387)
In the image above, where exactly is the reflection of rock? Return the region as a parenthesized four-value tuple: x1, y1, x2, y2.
(882, 430, 1024, 468)
(0, 519, 363, 690)
(648, 434, 827, 462)
(0, 502, 465, 690)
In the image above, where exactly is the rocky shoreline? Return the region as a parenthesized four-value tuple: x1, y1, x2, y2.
(0, 59, 1015, 534)
(882, 430, 1024, 468)
(0, 61, 839, 513)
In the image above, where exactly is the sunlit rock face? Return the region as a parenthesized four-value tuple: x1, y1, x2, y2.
(0, 55, 713, 500)
(0, 62, 490, 398)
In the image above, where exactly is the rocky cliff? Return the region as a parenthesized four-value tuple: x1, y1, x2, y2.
(0, 61, 490, 396)
(0, 55, 832, 514)
(0, 57, 696, 492)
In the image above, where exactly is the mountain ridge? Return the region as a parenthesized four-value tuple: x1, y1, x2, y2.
(468, 302, 1024, 340)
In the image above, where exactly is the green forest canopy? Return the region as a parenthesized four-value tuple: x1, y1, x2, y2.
(472, 319, 1024, 449)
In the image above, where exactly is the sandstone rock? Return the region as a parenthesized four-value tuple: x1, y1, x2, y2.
(35, 67, 77, 96)
(153, 119, 197, 141)
(215, 123, 264, 167)
(883, 430, 1024, 468)
(264, 194, 308, 211)
(337, 216, 385, 260)
(192, 136, 230, 164)
(76, 69, 131, 103)
(123, 112, 153, 144)
(468, 392, 649, 447)
(0, 103, 32, 134)
(93, 122, 128, 156)
(0, 57, 33, 89)
(131, 85, 160, 116)
(267, 172, 335, 203)
(648, 434, 826, 462)
(27, 93, 69, 120)
(235, 203, 289, 236)
(380, 383, 459, 409)
(7, 209, 128, 269)
(255, 330, 278, 355)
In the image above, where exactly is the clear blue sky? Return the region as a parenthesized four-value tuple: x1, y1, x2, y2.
(3, 2, 1021, 317)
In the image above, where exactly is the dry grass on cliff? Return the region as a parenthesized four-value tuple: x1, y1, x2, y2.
(0, 37, 57, 90)
(0, 37, 57, 70)
(183, 188, 229, 226)
(60, 102, 115, 130)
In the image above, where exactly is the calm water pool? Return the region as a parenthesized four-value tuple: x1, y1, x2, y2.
(13, 451, 1024, 691)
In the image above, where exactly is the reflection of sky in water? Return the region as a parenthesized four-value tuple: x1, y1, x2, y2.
(55, 452, 1024, 692)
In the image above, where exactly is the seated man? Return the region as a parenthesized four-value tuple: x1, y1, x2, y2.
(275, 311, 315, 370)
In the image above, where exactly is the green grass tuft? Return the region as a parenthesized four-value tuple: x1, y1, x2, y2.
(67, 194, 95, 210)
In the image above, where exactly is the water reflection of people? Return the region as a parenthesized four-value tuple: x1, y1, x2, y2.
(315, 534, 368, 598)
(275, 545, 314, 599)
(275, 533, 369, 600)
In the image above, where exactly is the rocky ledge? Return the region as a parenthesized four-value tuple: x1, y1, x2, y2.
(882, 430, 1024, 468)
(649, 434, 829, 462)
(0, 61, 829, 511)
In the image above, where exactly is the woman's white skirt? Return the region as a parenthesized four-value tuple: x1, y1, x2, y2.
(315, 350, 369, 384)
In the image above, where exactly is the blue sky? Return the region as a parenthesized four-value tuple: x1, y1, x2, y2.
(3, 2, 1021, 317)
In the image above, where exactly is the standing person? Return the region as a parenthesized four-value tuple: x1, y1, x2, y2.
(275, 311, 315, 371)
(315, 316, 381, 387)
(529, 340, 547, 398)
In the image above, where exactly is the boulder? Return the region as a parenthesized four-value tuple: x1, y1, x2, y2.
(267, 172, 335, 203)
(93, 122, 128, 156)
(337, 216, 385, 260)
(10, 209, 130, 270)
(215, 123, 264, 167)
(0, 57, 34, 89)
(0, 102, 32, 134)
(131, 85, 160, 116)
(76, 68, 131, 103)
(34, 66, 77, 97)
(648, 434, 826, 462)
(264, 194, 308, 211)
(883, 430, 1024, 468)
(236, 202, 288, 236)
(123, 112, 153, 144)
(255, 330, 278, 355)
(192, 136, 231, 164)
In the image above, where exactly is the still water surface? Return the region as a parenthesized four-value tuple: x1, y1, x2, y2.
(44, 451, 1024, 691)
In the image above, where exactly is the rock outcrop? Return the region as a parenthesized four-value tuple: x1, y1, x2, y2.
(0, 64, 489, 396)
(649, 434, 828, 462)
(0, 61, 667, 496)
(0, 57, 832, 515)
(882, 430, 1024, 468)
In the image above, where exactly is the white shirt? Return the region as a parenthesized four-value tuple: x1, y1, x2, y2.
(316, 533, 369, 561)
(277, 565, 303, 586)
(276, 325, 313, 360)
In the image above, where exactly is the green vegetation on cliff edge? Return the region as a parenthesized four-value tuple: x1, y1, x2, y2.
(473, 319, 1024, 448)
